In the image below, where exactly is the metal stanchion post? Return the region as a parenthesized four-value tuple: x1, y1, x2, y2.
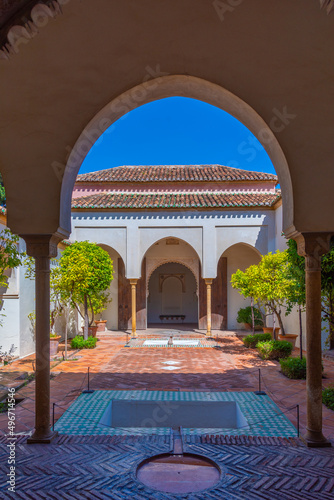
(255, 368, 266, 395)
(82, 367, 94, 394)
(52, 403, 55, 431)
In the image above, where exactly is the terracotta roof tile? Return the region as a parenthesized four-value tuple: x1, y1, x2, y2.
(72, 191, 281, 210)
(76, 165, 278, 183)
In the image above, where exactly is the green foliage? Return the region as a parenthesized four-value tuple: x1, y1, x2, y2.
(256, 340, 293, 360)
(56, 242, 113, 339)
(0, 228, 26, 288)
(232, 250, 296, 335)
(0, 228, 26, 326)
(50, 333, 60, 339)
(286, 239, 306, 312)
(243, 333, 272, 348)
(322, 386, 334, 411)
(0, 173, 5, 207)
(237, 306, 263, 326)
(321, 243, 334, 347)
(70, 335, 97, 350)
(280, 356, 323, 379)
(280, 356, 307, 379)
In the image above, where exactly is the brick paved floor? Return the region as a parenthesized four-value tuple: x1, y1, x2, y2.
(0, 330, 333, 498)
(0, 434, 333, 499)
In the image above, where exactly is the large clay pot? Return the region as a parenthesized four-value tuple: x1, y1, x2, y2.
(262, 327, 280, 339)
(94, 320, 107, 333)
(50, 335, 61, 356)
(82, 325, 98, 337)
(278, 333, 298, 348)
(244, 323, 263, 331)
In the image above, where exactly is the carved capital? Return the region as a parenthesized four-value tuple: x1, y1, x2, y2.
(296, 232, 333, 271)
(204, 279, 213, 286)
(21, 233, 64, 258)
(129, 279, 138, 287)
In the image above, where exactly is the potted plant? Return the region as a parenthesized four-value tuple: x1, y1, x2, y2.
(94, 293, 111, 332)
(237, 306, 263, 330)
(50, 333, 61, 356)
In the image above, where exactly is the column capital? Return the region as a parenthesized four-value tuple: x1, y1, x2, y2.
(20, 232, 65, 258)
(295, 232, 332, 267)
(129, 279, 138, 286)
(204, 278, 213, 285)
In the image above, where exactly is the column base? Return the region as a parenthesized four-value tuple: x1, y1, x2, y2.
(301, 430, 332, 448)
(27, 430, 58, 444)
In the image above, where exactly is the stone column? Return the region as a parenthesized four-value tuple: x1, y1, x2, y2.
(296, 233, 332, 447)
(205, 279, 213, 337)
(130, 279, 138, 338)
(22, 234, 63, 444)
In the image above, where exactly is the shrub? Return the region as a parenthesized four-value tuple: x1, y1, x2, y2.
(71, 335, 97, 350)
(243, 333, 272, 348)
(280, 357, 307, 379)
(237, 306, 263, 326)
(322, 386, 334, 411)
(280, 357, 324, 379)
(256, 340, 293, 360)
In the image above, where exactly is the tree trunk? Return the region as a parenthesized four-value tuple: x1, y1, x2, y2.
(251, 297, 255, 334)
(275, 308, 285, 335)
(258, 302, 266, 327)
(299, 304, 303, 359)
(273, 310, 276, 340)
(330, 291, 334, 350)
(83, 295, 89, 340)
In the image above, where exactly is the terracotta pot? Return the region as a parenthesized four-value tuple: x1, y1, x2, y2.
(262, 327, 280, 339)
(81, 325, 98, 337)
(50, 335, 61, 356)
(278, 333, 298, 348)
(244, 323, 263, 331)
(94, 320, 107, 333)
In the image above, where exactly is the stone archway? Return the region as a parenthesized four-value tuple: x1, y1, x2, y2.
(147, 262, 198, 327)
(60, 75, 294, 235)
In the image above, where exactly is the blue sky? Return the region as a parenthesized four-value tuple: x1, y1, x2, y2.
(80, 97, 276, 175)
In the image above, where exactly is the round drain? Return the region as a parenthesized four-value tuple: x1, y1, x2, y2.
(136, 452, 221, 494)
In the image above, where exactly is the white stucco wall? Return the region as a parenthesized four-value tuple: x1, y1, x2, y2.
(147, 262, 198, 324)
(222, 244, 262, 330)
(98, 245, 119, 331)
(0, 233, 35, 358)
(71, 209, 276, 279)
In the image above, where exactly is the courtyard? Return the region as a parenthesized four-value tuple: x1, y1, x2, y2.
(0, 329, 333, 498)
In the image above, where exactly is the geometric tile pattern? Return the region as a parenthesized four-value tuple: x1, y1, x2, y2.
(54, 390, 299, 438)
(0, 435, 333, 499)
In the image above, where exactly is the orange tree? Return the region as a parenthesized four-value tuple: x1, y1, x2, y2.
(232, 250, 295, 336)
(57, 242, 113, 339)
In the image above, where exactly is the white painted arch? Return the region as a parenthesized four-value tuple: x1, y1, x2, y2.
(61, 75, 294, 234)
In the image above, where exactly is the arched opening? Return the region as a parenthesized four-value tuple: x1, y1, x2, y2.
(61, 75, 293, 236)
(148, 262, 198, 327)
(221, 243, 262, 330)
(96, 244, 123, 331)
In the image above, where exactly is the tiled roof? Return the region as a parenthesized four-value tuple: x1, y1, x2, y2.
(76, 165, 278, 183)
(72, 191, 281, 210)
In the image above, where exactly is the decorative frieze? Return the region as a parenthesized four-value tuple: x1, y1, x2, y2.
(0, 0, 65, 59)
